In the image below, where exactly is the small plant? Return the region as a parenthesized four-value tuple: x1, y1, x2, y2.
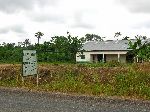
(106, 60, 121, 67)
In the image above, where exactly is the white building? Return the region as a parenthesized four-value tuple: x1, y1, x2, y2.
(76, 40, 133, 63)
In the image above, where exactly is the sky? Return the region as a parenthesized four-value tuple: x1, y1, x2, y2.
(0, 0, 150, 44)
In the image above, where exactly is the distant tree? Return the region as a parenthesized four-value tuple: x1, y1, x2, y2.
(35, 32, 44, 45)
(114, 32, 122, 38)
(122, 36, 130, 40)
(85, 34, 104, 41)
(18, 42, 22, 47)
(79, 37, 86, 43)
(85, 34, 93, 41)
(24, 39, 30, 47)
(2, 42, 6, 46)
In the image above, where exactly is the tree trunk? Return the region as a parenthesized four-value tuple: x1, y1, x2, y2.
(38, 38, 40, 45)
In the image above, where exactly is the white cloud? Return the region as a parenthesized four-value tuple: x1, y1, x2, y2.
(0, 0, 150, 44)
(117, 0, 150, 13)
(0, 0, 60, 13)
(28, 10, 65, 24)
(0, 25, 25, 34)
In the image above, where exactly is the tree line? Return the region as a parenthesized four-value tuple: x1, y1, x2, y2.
(0, 32, 105, 63)
(0, 31, 150, 63)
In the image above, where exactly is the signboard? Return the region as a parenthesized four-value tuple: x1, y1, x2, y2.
(22, 50, 37, 76)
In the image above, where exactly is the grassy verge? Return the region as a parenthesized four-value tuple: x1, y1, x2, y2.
(0, 62, 150, 100)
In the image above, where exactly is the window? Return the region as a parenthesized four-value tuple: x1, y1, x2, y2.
(81, 55, 85, 59)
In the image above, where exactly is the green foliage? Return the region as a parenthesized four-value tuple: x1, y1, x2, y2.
(0, 32, 84, 63)
(128, 35, 150, 61)
(37, 32, 84, 62)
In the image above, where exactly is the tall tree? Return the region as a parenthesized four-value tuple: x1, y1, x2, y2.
(49, 32, 83, 62)
(35, 32, 44, 45)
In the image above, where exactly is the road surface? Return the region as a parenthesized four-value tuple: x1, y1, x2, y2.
(0, 88, 150, 112)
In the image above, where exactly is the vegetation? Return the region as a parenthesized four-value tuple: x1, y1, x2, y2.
(0, 63, 150, 100)
(0, 32, 150, 63)
(0, 32, 108, 63)
(0, 32, 86, 63)
(85, 33, 105, 41)
(128, 35, 150, 61)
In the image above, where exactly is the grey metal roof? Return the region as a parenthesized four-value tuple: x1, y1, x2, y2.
(82, 40, 133, 51)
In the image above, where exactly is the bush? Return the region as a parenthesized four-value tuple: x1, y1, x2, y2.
(106, 60, 122, 67)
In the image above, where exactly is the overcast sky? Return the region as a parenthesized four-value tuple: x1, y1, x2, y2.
(0, 0, 150, 44)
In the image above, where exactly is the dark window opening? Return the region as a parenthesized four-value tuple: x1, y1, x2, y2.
(97, 54, 106, 62)
(81, 55, 85, 59)
(126, 54, 134, 63)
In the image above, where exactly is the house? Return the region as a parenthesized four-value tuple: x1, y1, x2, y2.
(76, 40, 134, 63)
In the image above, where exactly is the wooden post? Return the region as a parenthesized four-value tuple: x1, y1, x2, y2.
(36, 74, 39, 87)
(21, 76, 24, 86)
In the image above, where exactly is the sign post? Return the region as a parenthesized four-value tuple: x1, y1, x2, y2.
(22, 50, 38, 86)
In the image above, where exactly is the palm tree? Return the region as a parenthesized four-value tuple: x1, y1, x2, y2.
(122, 36, 130, 40)
(35, 32, 44, 45)
(114, 32, 122, 38)
(24, 39, 30, 47)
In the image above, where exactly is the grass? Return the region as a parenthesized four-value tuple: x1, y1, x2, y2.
(0, 62, 150, 100)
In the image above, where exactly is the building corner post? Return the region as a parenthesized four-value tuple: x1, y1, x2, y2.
(102, 53, 105, 62)
(118, 53, 120, 62)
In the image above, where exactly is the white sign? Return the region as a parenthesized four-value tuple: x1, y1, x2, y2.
(22, 50, 37, 76)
